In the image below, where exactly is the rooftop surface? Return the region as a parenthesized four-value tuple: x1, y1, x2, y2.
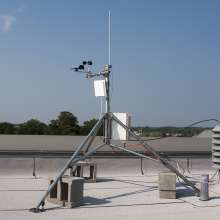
(0, 157, 220, 220)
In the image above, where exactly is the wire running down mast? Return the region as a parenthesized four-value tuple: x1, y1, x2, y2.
(30, 12, 200, 213)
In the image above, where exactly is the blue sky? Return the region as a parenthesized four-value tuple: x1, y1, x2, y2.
(0, 0, 220, 126)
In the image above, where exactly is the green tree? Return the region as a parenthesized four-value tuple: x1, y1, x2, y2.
(0, 122, 16, 134)
(81, 119, 97, 135)
(80, 118, 103, 135)
(48, 111, 79, 135)
(18, 119, 48, 135)
(48, 119, 60, 135)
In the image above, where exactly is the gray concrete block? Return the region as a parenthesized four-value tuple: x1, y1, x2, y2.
(47, 176, 84, 207)
(48, 178, 57, 199)
(158, 171, 176, 199)
(159, 190, 176, 199)
(47, 178, 64, 205)
(158, 171, 176, 191)
(59, 177, 84, 207)
(69, 161, 97, 182)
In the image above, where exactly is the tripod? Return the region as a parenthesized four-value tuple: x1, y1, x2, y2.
(30, 63, 200, 213)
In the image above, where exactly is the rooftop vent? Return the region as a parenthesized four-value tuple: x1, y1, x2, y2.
(212, 125, 220, 169)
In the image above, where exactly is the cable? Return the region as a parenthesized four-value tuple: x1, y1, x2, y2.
(141, 118, 220, 144)
(168, 158, 220, 187)
(136, 118, 220, 186)
(209, 170, 220, 186)
(130, 118, 219, 143)
(187, 119, 220, 127)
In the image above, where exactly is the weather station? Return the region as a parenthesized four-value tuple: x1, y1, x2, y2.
(30, 12, 202, 213)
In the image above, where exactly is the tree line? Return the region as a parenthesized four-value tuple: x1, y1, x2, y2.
(0, 111, 208, 137)
(0, 111, 101, 135)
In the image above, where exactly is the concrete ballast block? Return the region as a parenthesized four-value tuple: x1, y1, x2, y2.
(58, 177, 84, 208)
(159, 171, 176, 199)
(47, 178, 63, 205)
(47, 176, 84, 207)
(159, 190, 176, 199)
(68, 161, 97, 183)
(159, 172, 176, 191)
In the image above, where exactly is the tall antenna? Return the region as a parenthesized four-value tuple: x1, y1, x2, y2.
(101, 11, 111, 116)
(104, 11, 111, 114)
(108, 10, 111, 65)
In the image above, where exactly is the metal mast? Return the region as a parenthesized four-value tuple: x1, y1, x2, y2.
(104, 11, 112, 144)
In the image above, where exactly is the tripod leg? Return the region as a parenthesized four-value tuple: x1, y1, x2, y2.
(110, 144, 158, 162)
(111, 114, 159, 159)
(111, 114, 200, 196)
(84, 119, 103, 153)
(31, 114, 105, 212)
(69, 144, 105, 166)
(84, 133, 96, 153)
